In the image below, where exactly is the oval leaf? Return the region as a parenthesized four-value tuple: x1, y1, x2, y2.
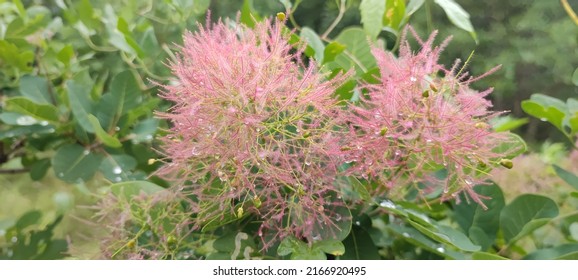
(52, 144, 103, 183)
(500, 194, 559, 243)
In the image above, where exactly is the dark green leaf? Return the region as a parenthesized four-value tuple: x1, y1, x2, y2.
(500, 194, 559, 243)
(30, 158, 51, 181)
(340, 225, 380, 260)
(453, 183, 505, 250)
(52, 144, 102, 183)
(15, 211, 42, 231)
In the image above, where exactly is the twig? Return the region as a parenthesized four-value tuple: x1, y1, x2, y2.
(321, 0, 346, 40)
(562, 0, 578, 26)
(0, 168, 30, 174)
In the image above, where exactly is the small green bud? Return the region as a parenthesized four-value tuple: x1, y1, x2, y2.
(475, 122, 489, 129)
(253, 196, 262, 208)
(237, 206, 244, 218)
(422, 90, 430, 98)
(499, 159, 513, 169)
(380, 127, 388, 136)
(167, 235, 177, 246)
(276, 12, 286, 21)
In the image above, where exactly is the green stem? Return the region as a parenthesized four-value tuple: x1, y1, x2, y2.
(321, 0, 346, 40)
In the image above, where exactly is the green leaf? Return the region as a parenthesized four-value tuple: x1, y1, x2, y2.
(300, 27, 324, 62)
(87, 115, 122, 148)
(277, 236, 327, 260)
(109, 181, 164, 200)
(212, 232, 255, 259)
(383, 0, 406, 31)
(15, 211, 42, 231)
(0, 125, 55, 140)
(57, 45, 74, 66)
(313, 240, 345, 256)
(472, 252, 509, 260)
(116, 17, 144, 58)
(330, 27, 376, 76)
(109, 70, 142, 116)
(241, 0, 260, 28)
(523, 244, 578, 260)
(322, 42, 346, 64)
(521, 94, 567, 134)
(387, 224, 466, 259)
(340, 225, 380, 260)
(30, 158, 51, 181)
(99, 154, 137, 183)
(360, 0, 386, 39)
(570, 222, 578, 241)
(67, 79, 94, 133)
(131, 118, 158, 143)
(5, 97, 59, 123)
(490, 116, 529, 132)
(409, 221, 481, 252)
(52, 144, 102, 183)
(347, 176, 372, 202)
(453, 183, 505, 250)
(491, 132, 527, 159)
(0, 39, 34, 72)
(500, 194, 559, 243)
(557, 251, 578, 260)
(433, 0, 477, 43)
(312, 199, 352, 241)
(406, 0, 425, 16)
(19, 76, 52, 105)
(553, 165, 578, 191)
(572, 67, 578, 87)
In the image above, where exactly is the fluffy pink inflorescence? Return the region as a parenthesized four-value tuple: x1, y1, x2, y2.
(339, 28, 513, 206)
(156, 18, 348, 246)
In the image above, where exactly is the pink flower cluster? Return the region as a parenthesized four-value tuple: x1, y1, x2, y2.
(157, 18, 347, 245)
(340, 29, 511, 206)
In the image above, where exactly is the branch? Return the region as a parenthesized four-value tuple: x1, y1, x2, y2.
(0, 168, 30, 174)
(562, 0, 578, 26)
